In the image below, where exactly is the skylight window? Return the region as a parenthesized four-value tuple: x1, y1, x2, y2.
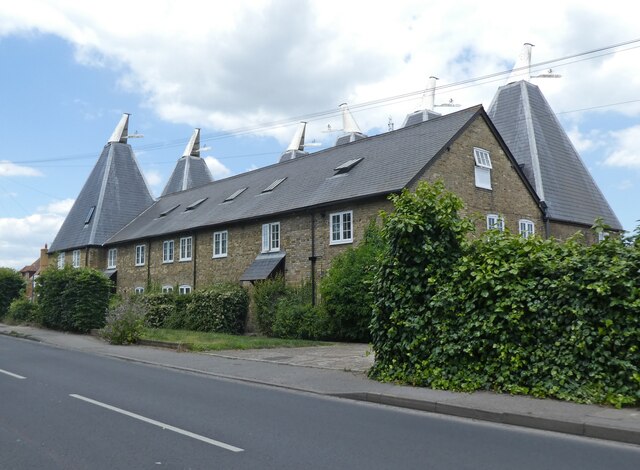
(224, 187, 247, 202)
(262, 177, 287, 193)
(334, 157, 363, 174)
(185, 198, 208, 211)
(159, 204, 180, 217)
(84, 206, 96, 225)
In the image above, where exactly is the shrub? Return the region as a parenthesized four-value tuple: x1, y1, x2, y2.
(369, 180, 640, 407)
(142, 292, 177, 328)
(272, 282, 331, 340)
(6, 298, 39, 324)
(320, 223, 384, 342)
(253, 275, 287, 336)
(36, 267, 112, 333)
(0, 267, 25, 319)
(182, 283, 249, 334)
(100, 298, 145, 344)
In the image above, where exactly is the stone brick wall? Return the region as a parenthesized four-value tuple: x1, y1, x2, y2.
(549, 221, 598, 244)
(417, 116, 544, 234)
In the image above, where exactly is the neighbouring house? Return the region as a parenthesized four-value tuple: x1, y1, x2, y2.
(19, 245, 49, 300)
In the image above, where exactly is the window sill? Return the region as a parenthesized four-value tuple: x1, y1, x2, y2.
(212, 254, 228, 259)
(179, 258, 192, 262)
(162, 260, 174, 264)
(330, 239, 353, 246)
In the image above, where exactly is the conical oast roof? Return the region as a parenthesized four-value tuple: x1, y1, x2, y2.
(161, 128, 213, 196)
(488, 81, 622, 230)
(49, 115, 155, 252)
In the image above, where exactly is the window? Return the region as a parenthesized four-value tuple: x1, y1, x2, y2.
(72, 250, 80, 268)
(262, 177, 287, 193)
(474, 147, 492, 190)
(84, 206, 95, 225)
(185, 198, 207, 211)
(334, 157, 363, 174)
(135, 245, 146, 266)
(213, 231, 228, 258)
(134, 287, 144, 294)
(597, 231, 609, 242)
(224, 187, 247, 202)
(163, 240, 174, 263)
(330, 211, 353, 245)
(162, 286, 173, 293)
(159, 204, 180, 217)
(179, 285, 192, 295)
(180, 237, 193, 261)
(57, 252, 65, 269)
(107, 248, 117, 269)
(487, 214, 505, 231)
(519, 219, 535, 238)
(261, 222, 280, 253)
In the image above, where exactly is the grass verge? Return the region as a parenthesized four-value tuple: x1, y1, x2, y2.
(140, 328, 331, 351)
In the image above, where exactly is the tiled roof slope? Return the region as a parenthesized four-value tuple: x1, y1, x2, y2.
(161, 156, 213, 196)
(50, 142, 155, 251)
(108, 106, 483, 244)
(488, 81, 622, 230)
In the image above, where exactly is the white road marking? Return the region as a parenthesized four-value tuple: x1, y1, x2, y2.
(0, 368, 26, 379)
(69, 394, 244, 453)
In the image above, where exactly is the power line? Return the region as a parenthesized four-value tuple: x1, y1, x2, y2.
(10, 38, 640, 165)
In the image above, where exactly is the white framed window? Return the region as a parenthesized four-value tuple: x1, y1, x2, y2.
(107, 248, 117, 269)
(163, 240, 174, 263)
(180, 237, 192, 261)
(487, 214, 505, 231)
(261, 222, 280, 253)
(213, 230, 228, 258)
(135, 245, 146, 266)
(162, 285, 173, 293)
(597, 231, 609, 242)
(72, 250, 81, 268)
(474, 147, 492, 190)
(134, 287, 145, 294)
(57, 252, 65, 269)
(330, 211, 353, 245)
(179, 285, 192, 295)
(519, 219, 535, 238)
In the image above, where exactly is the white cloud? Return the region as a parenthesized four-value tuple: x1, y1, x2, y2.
(204, 156, 232, 179)
(604, 126, 640, 168)
(0, 160, 43, 177)
(145, 169, 163, 188)
(39, 198, 75, 215)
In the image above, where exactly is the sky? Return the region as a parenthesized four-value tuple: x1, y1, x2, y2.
(1, 0, 640, 270)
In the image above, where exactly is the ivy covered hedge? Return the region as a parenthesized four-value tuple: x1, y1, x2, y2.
(369, 181, 640, 407)
(36, 267, 112, 333)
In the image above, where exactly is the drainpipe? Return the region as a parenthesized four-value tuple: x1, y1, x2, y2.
(146, 239, 151, 289)
(193, 233, 197, 290)
(309, 213, 317, 306)
(540, 201, 550, 239)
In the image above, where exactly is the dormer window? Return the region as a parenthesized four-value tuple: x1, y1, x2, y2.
(474, 148, 492, 190)
(334, 157, 363, 174)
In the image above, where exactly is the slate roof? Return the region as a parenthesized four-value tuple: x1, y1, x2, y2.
(488, 81, 622, 230)
(49, 141, 155, 252)
(108, 105, 489, 244)
(161, 156, 213, 196)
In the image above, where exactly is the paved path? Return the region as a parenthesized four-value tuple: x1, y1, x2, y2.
(1, 323, 639, 446)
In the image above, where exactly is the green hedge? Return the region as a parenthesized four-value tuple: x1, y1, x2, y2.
(369, 181, 640, 407)
(182, 283, 249, 334)
(320, 223, 384, 342)
(36, 267, 112, 333)
(253, 276, 287, 336)
(0, 267, 25, 319)
(100, 297, 145, 345)
(6, 298, 39, 324)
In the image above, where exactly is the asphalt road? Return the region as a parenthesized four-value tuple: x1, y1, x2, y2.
(1, 335, 639, 470)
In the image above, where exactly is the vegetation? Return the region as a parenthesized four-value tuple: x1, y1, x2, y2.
(320, 223, 384, 342)
(369, 180, 640, 407)
(140, 328, 328, 351)
(0, 267, 25, 319)
(100, 297, 146, 345)
(182, 283, 249, 334)
(253, 275, 288, 336)
(36, 267, 111, 333)
(5, 298, 39, 324)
